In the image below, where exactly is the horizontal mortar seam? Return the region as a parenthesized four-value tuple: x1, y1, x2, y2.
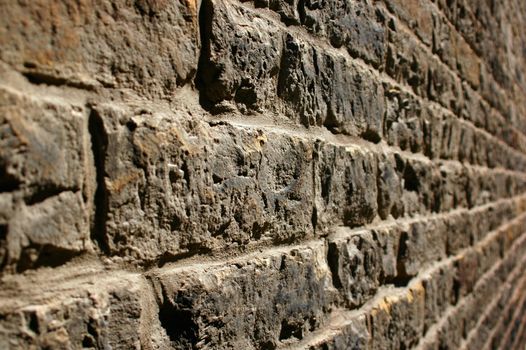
(217, 118, 526, 177)
(150, 194, 526, 277)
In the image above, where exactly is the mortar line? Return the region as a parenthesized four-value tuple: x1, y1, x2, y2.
(214, 118, 526, 178)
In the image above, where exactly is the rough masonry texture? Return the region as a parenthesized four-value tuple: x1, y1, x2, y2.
(0, 0, 526, 349)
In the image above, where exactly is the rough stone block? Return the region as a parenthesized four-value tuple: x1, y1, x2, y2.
(278, 35, 385, 137)
(314, 144, 378, 229)
(421, 265, 455, 332)
(256, 0, 387, 67)
(328, 230, 382, 308)
(91, 103, 316, 262)
(368, 284, 425, 350)
(397, 218, 446, 277)
(0, 273, 145, 350)
(198, 0, 282, 110)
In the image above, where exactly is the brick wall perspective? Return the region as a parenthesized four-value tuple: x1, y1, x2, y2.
(1, 0, 526, 349)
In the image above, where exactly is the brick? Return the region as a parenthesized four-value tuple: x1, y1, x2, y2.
(382, 0, 434, 46)
(0, 84, 93, 271)
(0, 272, 145, 350)
(328, 230, 382, 308)
(278, 35, 385, 137)
(421, 265, 455, 332)
(376, 154, 404, 219)
(314, 144, 379, 229)
(91, 103, 316, 261)
(253, 0, 388, 68)
(0, 0, 199, 97)
(279, 0, 387, 67)
(0, 86, 90, 203)
(147, 243, 336, 349)
(198, 0, 282, 110)
(397, 218, 447, 277)
(383, 85, 427, 154)
(368, 283, 426, 349)
(370, 225, 402, 281)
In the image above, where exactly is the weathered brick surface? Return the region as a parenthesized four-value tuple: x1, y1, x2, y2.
(1, 0, 526, 348)
(147, 243, 336, 349)
(0, 80, 93, 272)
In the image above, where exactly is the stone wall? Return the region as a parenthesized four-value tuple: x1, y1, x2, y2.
(1, 0, 526, 348)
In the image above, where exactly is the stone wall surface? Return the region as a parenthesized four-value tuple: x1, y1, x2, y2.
(1, 0, 526, 349)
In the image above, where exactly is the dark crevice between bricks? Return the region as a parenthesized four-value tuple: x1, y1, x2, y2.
(311, 141, 319, 236)
(0, 165, 20, 193)
(234, 81, 258, 109)
(297, 0, 306, 24)
(277, 34, 300, 118)
(88, 108, 110, 254)
(279, 319, 303, 341)
(195, 0, 217, 112)
(327, 241, 343, 290)
(452, 277, 461, 305)
(386, 231, 412, 287)
(311, 206, 318, 235)
(24, 185, 77, 206)
(25, 310, 40, 334)
(84, 317, 103, 348)
(21, 69, 96, 91)
(158, 286, 199, 349)
(0, 225, 7, 270)
(403, 163, 419, 192)
(134, 0, 157, 18)
(376, 167, 386, 220)
(360, 128, 382, 144)
(15, 243, 79, 273)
